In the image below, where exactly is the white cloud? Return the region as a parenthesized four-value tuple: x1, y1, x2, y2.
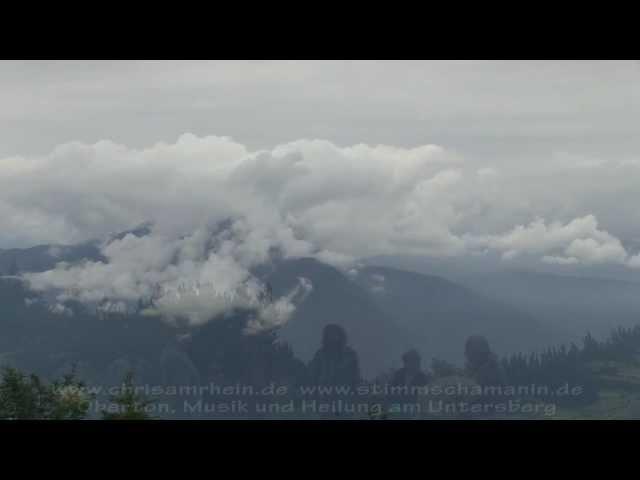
(464, 215, 631, 265)
(3, 135, 639, 269)
(0, 135, 463, 257)
(24, 224, 314, 331)
(3, 133, 640, 326)
(245, 277, 313, 334)
(628, 254, 640, 269)
(565, 237, 628, 265)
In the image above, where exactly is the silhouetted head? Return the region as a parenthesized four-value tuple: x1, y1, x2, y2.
(465, 335, 492, 365)
(322, 324, 348, 351)
(402, 349, 421, 371)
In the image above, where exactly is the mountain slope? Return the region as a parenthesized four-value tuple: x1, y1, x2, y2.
(457, 270, 640, 345)
(0, 223, 153, 275)
(2, 232, 554, 380)
(352, 265, 552, 365)
(259, 258, 551, 376)
(260, 257, 410, 378)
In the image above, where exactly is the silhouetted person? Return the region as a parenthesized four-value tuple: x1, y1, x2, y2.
(464, 335, 505, 387)
(392, 349, 431, 389)
(389, 349, 431, 418)
(308, 324, 360, 387)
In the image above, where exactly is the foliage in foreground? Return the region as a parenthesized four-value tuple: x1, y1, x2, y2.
(0, 366, 155, 420)
(101, 371, 155, 420)
(0, 366, 91, 420)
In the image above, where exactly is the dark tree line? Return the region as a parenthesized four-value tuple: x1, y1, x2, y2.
(501, 343, 597, 405)
(5, 267, 640, 417)
(582, 326, 640, 363)
(499, 326, 640, 406)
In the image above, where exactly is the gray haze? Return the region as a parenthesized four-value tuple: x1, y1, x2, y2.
(3, 61, 640, 382)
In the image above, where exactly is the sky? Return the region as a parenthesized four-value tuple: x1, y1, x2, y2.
(3, 60, 640, 315)
(2, 60, 639, 159)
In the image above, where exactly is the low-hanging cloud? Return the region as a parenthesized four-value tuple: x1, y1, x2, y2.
(464, 215, 632, 266)
(4, 133, 640, 326)
(24, 223, 314, 330)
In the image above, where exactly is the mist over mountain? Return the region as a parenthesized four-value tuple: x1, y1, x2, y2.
(2, 61, 640, 420)
(1, 230, 557, 379)
(0, 223, 156, 276)
(367, 255, 640, 347)
(259, 257, 407, 377)
(352, 265, 550, 364)
(0, 242, 103, 275)
(461, 271, 640, 343)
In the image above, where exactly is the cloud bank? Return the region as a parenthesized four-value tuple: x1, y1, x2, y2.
(3, 134, 640, 325)
(23, 221, 312, 330)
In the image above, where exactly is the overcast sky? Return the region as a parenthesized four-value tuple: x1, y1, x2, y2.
(2, 61, 640, 283)
(2, 60, 639, 159)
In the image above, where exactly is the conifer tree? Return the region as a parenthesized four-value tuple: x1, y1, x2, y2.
(0, 366, 91, 419)
(101, 371, 155, 420)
